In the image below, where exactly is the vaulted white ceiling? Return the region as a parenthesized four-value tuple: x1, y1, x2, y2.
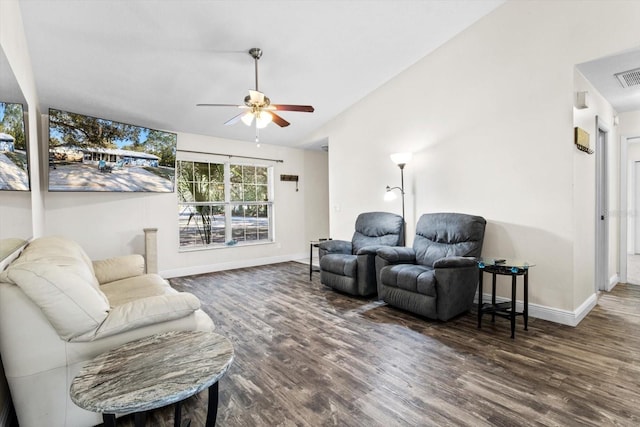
(17, 0, 505, 149)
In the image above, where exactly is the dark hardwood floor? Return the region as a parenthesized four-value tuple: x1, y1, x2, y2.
(112, 262, 640, 426)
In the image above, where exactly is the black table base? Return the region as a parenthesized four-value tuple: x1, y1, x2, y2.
(101, 382, 220, 427)
(477, 263, 529, 339)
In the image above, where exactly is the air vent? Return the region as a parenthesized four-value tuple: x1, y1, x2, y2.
(615, 67, 640, 88)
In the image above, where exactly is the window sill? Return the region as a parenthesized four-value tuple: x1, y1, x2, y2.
(178, 240, 275, 253)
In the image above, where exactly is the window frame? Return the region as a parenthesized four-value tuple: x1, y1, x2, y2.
(177, 158, 275, 251)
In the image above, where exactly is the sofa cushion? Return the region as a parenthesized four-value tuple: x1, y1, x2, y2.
(2, 261, 110, 341)
(380, 264, 436, 296)
(14, 236, 96, 274)
(320, 253, 357, 277)
(93, 293, 201, 340)
(2, 236, 102, 294)
(100, 274, 175, 306)
(92, 254, 145, 285)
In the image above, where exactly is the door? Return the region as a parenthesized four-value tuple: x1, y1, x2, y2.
(595, 116, 609, 292)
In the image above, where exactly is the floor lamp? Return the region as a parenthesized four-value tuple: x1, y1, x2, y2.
(385, 152, 412, 244)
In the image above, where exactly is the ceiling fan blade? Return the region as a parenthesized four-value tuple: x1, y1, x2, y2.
(270, 112, 290, 128)
(249, 90, 265, 104)
(196, 103, 244, 107)
(224, 112, 246, 126)
(272, 104, 315, 113)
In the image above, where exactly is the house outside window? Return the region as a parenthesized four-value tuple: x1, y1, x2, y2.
(177, 159, 273, 249)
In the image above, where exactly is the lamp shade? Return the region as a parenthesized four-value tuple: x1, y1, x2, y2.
(390, 152, 412, 165)
(384, 190, 398, 201)
(255, 111, 273, 129)
(241, 111, 254, 126)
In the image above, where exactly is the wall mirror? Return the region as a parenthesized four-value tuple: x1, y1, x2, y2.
(0, 44, 32, 261)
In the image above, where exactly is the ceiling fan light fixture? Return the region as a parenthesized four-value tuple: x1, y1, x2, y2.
(255, 111, 273, 129)
(240, 111, 254, 126)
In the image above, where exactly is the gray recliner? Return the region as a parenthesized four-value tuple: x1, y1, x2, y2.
(376, 212, 486, 321)
(318, 212, 404, 296)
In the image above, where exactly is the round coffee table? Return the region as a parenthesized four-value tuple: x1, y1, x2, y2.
(70, 330, 234, 427)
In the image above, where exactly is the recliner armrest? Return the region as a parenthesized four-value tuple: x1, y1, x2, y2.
(356, 245, 388, 255)
(318, 239, 352, 254)
(376, 246, 416, 263)
(433, 256, 477, 269)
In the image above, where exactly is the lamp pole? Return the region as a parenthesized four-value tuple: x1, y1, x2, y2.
(387, 152, 412, 246)
(398, 162, 406, 222)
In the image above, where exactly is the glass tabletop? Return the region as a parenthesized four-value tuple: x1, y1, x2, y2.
(477, 257, 535, 269)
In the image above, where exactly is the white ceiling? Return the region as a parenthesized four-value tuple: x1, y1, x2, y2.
(577, 48, 640, 113)
(17, 0, 505, 149)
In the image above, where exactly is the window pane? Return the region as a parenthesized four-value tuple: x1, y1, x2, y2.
(193, 181, 210, 202)
(211, 163, 224, 182)
(231, 203, 271, 244)
(209, 205, 226, 243)
(256, 167, 267, 184)
(193, 162, 209, 181)
(230, 165, 242, 183)
(179, 204, 226, 248)
(258, 205, 269, 239)
(242, 166, 256, 183)
(244, 185, 257, 201)
(179, 161, 194, 180)
(231, 183, 243, 201)
(177, 161, 194, 202)
(209, 182, 225, 202)
(256, 185, 268, 202)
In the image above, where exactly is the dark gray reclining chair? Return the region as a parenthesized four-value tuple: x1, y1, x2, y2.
(318, 212, 404, 296)
(376, 212, 486, 321)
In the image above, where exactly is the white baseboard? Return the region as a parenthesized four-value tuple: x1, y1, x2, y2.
(160, 252, 308, 279)
(476, 292, 597, 327)
(608, 274, 620, 291)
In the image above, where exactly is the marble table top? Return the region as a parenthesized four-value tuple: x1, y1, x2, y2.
(70, 331, 234, 414)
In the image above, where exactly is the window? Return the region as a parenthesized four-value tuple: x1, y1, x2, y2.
(177, 160, 273, 249)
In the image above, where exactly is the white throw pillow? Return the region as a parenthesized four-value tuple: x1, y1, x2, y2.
(4, 262, 110, 341)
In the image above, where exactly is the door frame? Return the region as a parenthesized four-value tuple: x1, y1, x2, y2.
(618, 134, 640, 285)
(595, 116, 610, 292)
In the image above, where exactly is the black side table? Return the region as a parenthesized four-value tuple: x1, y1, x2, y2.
(309, 238, 331, 280)
(477, 258, 534, 339)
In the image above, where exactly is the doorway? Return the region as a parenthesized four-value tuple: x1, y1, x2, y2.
(620, 136, 640, 285)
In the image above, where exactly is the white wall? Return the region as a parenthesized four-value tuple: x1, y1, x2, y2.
(304, 149, 329, 242)
(572, 69, 619, 298)
(306, 0, 640, 323)
(42, 126, 330, 277)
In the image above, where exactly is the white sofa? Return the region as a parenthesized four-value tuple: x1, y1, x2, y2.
(0, 236, 214, 427)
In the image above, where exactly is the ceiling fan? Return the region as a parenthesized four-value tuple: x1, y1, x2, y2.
(197, 48, 315, 130)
